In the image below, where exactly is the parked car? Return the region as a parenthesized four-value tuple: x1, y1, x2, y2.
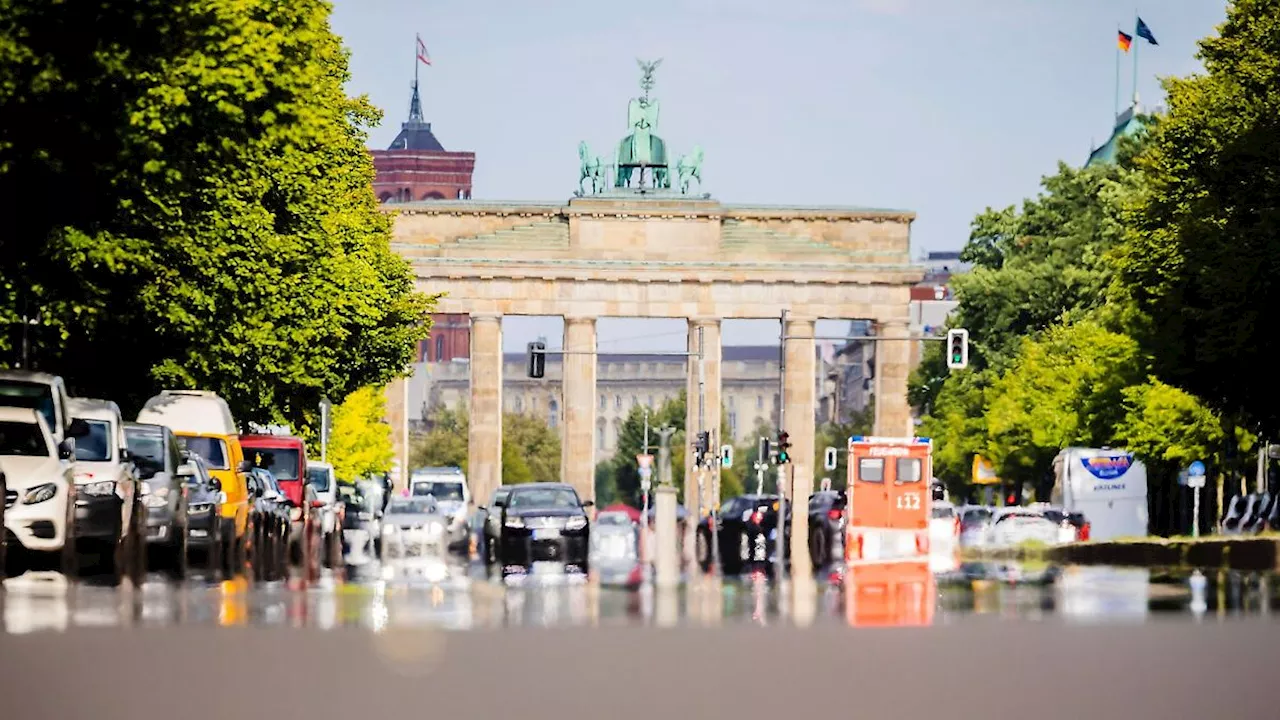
(476, 485, 513, 564)
(410, 466, 471, 553)
(929, 500, 960, 550)
(0, 370, 73, 444)
(1, 406, 78, 576)
(68, 398, 145, 582)
(239, 432, 313, 568)
(340, 483, 379, 557)
(957, 505, 995, 548)
(807, 490, 846, 567)
(698, 494, 788, 575)
(137, 390, 253, 574)
(379, 495, 450, 560)
(178, 453, 225, 573)
(493, 482, 592, 575)
(124, 422, 190, 576)
(990, 507, 1062, 547)
(589, 517, 642, 588)
(305, 461, 343, 568)
(245, 468, 287, 579)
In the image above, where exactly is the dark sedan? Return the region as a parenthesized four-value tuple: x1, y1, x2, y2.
(494, 483, 592, 574)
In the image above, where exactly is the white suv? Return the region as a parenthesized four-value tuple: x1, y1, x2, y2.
(67, 398, 145, 578)
(305, 461, 343, 567)
(1, 406, 78, 575)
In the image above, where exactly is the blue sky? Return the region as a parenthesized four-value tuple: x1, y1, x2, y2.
(330, 0, 1228, 351)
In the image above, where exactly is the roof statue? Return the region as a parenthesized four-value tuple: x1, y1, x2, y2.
(576, 59, 706, 197)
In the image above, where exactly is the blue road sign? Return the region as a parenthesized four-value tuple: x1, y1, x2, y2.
(1188, 460, 1206, 477)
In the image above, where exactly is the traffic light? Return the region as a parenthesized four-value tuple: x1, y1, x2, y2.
(776, 431, 791, 465)
(946, 328, 969, 370)
(526, 341, 546, 378)
(694, 431, 710, 465)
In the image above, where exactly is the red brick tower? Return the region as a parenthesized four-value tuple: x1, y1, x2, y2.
(372, 76, 475, 202)
(373, 72, 475, 362)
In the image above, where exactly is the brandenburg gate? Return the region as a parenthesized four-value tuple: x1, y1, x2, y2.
(383, 60, 923, 537)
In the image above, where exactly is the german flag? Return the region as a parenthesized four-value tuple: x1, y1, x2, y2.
(1118, 30, 1133, 52)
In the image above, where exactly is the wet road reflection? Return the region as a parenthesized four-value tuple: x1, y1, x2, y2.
(4, 556, 1279, 634)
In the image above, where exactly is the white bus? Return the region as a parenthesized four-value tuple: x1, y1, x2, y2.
(1050, 448, 1149, 541)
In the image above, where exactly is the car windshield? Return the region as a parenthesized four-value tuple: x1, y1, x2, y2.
(998, 511, 1046, 523)
(596, 512, 632, 525)
(306, 466, 331, 492)
(507, 487, 580, 509)
(180, 436, 228, 470)
(0, 420, 50, 457)
(962, 508, 992, 525)
(412, 480, 464, 501)
(124, 429, 165, 469)
(71, 419, 112, 462)
(251, 447, 300, 481)
(387, 497, 438, 514)
(0, 381, 56, 435)
(931, 505, 955, 519)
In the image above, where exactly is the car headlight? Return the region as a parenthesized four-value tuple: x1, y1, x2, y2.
(145, 494, 169, 509)
(504, 516, 525, 528)
(22, 483, 58, 505)
(81, 480, 116, 497)
(188, 503, 213, 515)
(140, 481, 153, 496)
(565, 516, 587, 530)
(382, 523, 398, 534)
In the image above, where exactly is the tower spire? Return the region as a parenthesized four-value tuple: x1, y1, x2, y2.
(409, 75, 424, 123)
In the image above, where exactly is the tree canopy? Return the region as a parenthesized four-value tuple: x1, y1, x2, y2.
(409, 407, 561, 488)
(327, 386, 394, 482)
(0, 0, 432, 435)
(1113, 0, 1280, 435)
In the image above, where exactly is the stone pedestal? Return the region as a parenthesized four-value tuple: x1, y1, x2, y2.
(561, 316, 597, 501)
(653, 485, 680, 589)
(876, 319, 912, 437)
(683, 318, 721, 561)
(468, 315, 503, 505)
(783, 317, 816, 577)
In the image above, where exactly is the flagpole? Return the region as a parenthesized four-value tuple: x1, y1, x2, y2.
(1114, 26, 1122, 121)
(1130, 12, 1140, 108)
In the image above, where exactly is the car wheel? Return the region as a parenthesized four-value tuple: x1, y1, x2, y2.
(810, 527, 828, 568)
(61, 496, 79, 578)
(174, 524, 189, 580)
(695, 528, 712, 571)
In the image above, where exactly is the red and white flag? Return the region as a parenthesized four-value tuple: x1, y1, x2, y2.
(416, 34, 431, 66)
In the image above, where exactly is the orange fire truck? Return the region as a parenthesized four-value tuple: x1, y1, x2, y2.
(843, 436, 935, 627)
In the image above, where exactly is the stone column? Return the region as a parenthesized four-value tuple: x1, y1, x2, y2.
(383, 376, 409, 491)
(683, 318, 722, 515)
(783, 317, 816, 576)
(875, 319, 912, 437)
(468, 314, 503, 506)
(561, 316, 597, 501)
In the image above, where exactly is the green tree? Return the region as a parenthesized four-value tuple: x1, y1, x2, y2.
(984, 320, 1144, 491)
(0, 0, 432, 434)
(1113, 0, 1280, 435)
(407, 407, 561, 487)
(813, 401, 875, 491)
(409, 407, 468, 471)
(327, 385, 394, 481)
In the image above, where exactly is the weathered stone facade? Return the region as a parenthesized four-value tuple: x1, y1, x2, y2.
(383, 194, 922, 523)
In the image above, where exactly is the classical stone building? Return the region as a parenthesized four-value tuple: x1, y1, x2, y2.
(381, 61, 923, 577)
(409, 346, 784, 455)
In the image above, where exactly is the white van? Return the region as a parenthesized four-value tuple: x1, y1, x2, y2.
(0, 370, 72, 444)
(1051, 448, 1149, 541)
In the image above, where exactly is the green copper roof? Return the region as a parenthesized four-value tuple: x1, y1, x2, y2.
(1086, 106, 1146, 167)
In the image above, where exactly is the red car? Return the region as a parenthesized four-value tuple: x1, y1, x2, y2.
(239, 434, 320, 570)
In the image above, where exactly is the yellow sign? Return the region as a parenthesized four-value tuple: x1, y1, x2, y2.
(972, 456, 1000, 485)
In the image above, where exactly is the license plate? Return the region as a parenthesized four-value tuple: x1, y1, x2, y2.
(532, 528, 559, 540)
(190, 529, 208, 538)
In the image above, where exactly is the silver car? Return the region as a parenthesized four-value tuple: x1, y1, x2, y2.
(990, 508, 1061, 547)
(379, 496, 450, 559)
(957, 505, 995, 548)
